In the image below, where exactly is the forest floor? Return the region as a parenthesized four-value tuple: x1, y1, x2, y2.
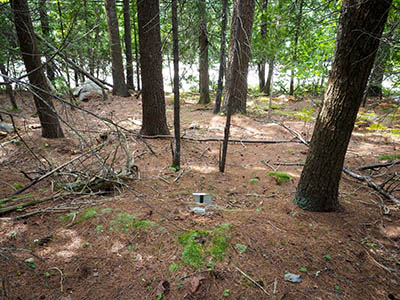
(0, 90, 399, 300)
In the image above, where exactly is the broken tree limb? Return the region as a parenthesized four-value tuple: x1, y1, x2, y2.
(355, 160, 400, 171)
(343, 168, 400, 205)
(0, 193, 63, 215)
(11, 146, 101, 196)
(139, 134, 302, 144)
(35, 33, 108, 94)
(278, 122, 309, 146)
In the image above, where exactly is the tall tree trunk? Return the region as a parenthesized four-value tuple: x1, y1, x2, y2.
(137, 0, 169, 135)
(132, 2, 140, 91)
(56, 0, 70, 87)
(83, 0, 95, 76)
(213, 0, 228, 114)
(123, 0, 135, 90)
(293, 0, 392, 212)
(11, 0, 64, 138)
(258, 0, 268, 92)
(198, 0, 210, 104)
(222, 0, 255, 114)
(172, 0, 181, 169)
(264, 56, 274, 95)
(104, 0, 130, 97)
(289, 0, 304, 96)
(38, 0, 55, 81)
(0, 64, 18, 110)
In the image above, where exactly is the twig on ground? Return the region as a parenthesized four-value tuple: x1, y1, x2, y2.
(174, 169, 185, 182)
(49, 267, 64, 292)
(274, 161, 305, 166)
(355, 160, 400, 171)
(273, 278, 277, 295)
(278, 122, 309, 146)
(235, 266, 270, 296)
(261, 159, 276, 171)
(267, 220, 286, 232)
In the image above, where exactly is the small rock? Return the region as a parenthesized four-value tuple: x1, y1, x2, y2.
(0, 123, 14, 133)
(93, 272, 99, 277)
(25, 258, 34, 263)
(284, 272, 302, 283)
(190, 207, 206, 215)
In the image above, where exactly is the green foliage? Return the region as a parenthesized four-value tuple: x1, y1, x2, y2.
(178, 225, 230, 270)
(168, 263, 180, 273)
(11, 183, 24, 190)
(378, 154, 400, 161)
(250, 176, 259, 183)
(366, 123, 387, 131)
(109, 212, 156, 232)
(296, 108, 313, 123)
(235, 243, 247, 254)
(266, 171, 292, 183)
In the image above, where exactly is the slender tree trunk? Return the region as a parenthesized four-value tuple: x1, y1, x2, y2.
(289, 0, 304, 96)
(83, 0, 95, 75)
(258, 0, 268, 92)
(132, 2, 140, 91)
(220, 0, 242, 173)
(264, 56, 274, 95)
(137, 0, 169, 135)
(198, 0, 210, 104)
(38, 0, 55, 81)
(56, 0, 70, 87)
(11, 0, 64, 138)
(104, 0, 130, 97)
(293, 0, 392, 212)
(0, 64, 18, 110)
(123, 0, 135, 90)
(172, 0, 181, 169)
(222, 0, 255, 114)
(213, 0, 228, 114)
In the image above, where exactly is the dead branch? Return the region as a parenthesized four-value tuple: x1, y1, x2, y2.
(278, 122, 309, 146)
(355, 160, 400, 171)
(11, 145, 102, 196)
(343, 168, 400, 205)
(274, 161, 305, 166)
(0, 193, 64, 215)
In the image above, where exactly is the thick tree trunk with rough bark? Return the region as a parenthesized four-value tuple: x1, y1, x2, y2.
(104, 0, 130, 97)
(293, 0, 392, 212)
(213, 0, 228, 114)
(137, 0, 169, 136)
(198, 0, 210, 104)
(222, 0, 255, 114)
(123, 0, 134, 90)
(11, 0, 64, 139)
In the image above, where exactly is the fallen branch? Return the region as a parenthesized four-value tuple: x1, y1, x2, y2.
(355, 160, 400, 171)
(343, 168, 400, 205)
(279, 122, 309, 146)
(274, 161, 305, 166)
(235, 266, 270, 295)
(11, 146, 101, 196)
(0, 193, 63, 215)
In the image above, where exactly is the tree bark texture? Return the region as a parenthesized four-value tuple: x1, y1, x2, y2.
(198, 0, 210, 104)
(293, 0, 392, 212)
(213, 0, 228, 114)
(265, 56, 274, 95)
(104, 0, 130, 97)
(38, 0, 55, 81)
(289, 0, 304, 96)
(258, 0, 268, 93)
(132, 3, 140, 90)
(123, 0, 134, 90)
(172, 0, 180, 169)
(222, 0, 255, 114)
(0, 64, 18, 110)
(83, 0, 95, 75)
(137, 0, 170, 136)
(11, 0, 64, 138)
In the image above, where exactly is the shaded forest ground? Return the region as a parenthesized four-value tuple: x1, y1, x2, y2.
(0, 90, 399, 299)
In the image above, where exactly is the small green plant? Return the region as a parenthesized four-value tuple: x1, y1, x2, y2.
(299, 267, 307, 273)
(12, 183, 24, 190)
(222, 289, 230, 297)
(178, 225, 230, 270)
(235, 243, 247, 254)
(366, 123, 387, 131)
(250, 176, 260, 183)
(334, 284, 340, 291)
(168, 263, 180, 273)
(266, 171, 291, 183)
(110, 212, 156, 232)
(378, 154, 400, 161)
(324, 254, 331, 260)
(94, 225, 104, 233)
